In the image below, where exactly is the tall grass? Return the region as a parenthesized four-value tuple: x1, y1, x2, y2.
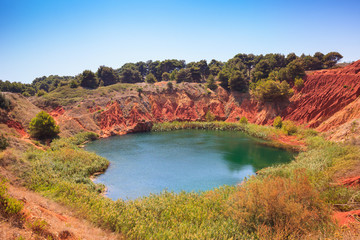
(152, 121, 280, 141)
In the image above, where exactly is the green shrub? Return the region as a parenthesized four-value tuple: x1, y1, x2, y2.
(205, 111, 215, 122)
(0, 134, 9, 150)
(80, 70, 99, 89)
(22, 92, 31, 97)
(167, 81, 173, 91)
(145, 73, 157, 84)
(69, 79, 79, 88)
(0, 93, 11, 110)
(206, 74, 217, 91)
(226, 172, 332, 239)
(36, 89, 46, 96)
(252, 80, 293, 102)
(273, 116, 283, 129)
(137, 87, 143, 96)
(0, 178, 23, 217)
(29, 111, 60, 140)
(294, 78, 304, 90)
(282, 120, 298, 135)
(239, 116, 248, 124)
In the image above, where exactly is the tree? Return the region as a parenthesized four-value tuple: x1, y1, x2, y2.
(80, 70, 99, 89)
(252, 60, 271, 82)
(145, 73, 157, 84)
(206, 74, 217, 91)
(96, 66, 118, 86)
(286, 53, 298, 64)
(229, 70, 248, 92)
(189, 67, 202, 82)
(162, 72, 170, 81)
(286, 60, 305, 83)
(176, 69, 191, 83)
(119, 68, 142, 83)
(251, 80, 293, 102)
(0, 93, 11, 110)
(273, 116, 283, 128)
(323, 52, 343, 68)
(29, 111, 60, 140)
(217, 69, 230, 89)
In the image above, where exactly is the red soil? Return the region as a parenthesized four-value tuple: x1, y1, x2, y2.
(50, 106, 65, 118)
(283, 60, 360, 130)
(339, 176, 360, 187)
(6, 120, 27, 137)
(333, 210, 360, 226)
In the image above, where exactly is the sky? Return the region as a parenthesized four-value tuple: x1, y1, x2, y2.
(0, 0, 360, 83)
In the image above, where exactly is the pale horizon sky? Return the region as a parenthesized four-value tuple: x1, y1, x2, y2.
(1, 0, 360, 83)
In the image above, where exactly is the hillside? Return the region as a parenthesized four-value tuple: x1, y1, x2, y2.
(1, 60, 357, 141)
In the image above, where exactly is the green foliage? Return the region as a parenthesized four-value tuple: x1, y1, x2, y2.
(205, 74, 217, 91)
(69, 79, 79, 88)
(239, 116, 248, 124)
(137, 87, 143, 96)
(145, 73, 157, 84)
(36, 89, 46, 96)
(205, 111, 215, 122)
(29, 111, 60, 140)
(323, 52, 343, 68)
(282, 120, 298, 135)
(22, 92, 30, 97)
(217, 69, 230, 89)
(175, 68, 191, 83)
(251, 80, 293, 102)
(294, 78, 304, 90)
(119, 67, 143, 83)
(227, 171, 331, 239)
(0, 177, 23, 218)
(97, 66, 119, 86)
(162, 72, 170, 81)
(80, 70, 99, 89)
(0, 134, 9, 150)
(273, 116, 283, 129)
(285, 60, 305, 82)
(229, 70, 247, 92)
(0, 93, 11, 110)
(167, 81, 173, 91)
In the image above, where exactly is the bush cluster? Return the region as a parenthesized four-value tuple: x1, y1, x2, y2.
(251, 80, 293, 102)
(29, 111, 60, 140)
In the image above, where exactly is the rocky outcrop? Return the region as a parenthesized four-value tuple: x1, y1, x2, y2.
(283, 61, 360, 130)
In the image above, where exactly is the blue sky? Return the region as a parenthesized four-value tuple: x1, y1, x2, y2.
(1, 0, 359, 83)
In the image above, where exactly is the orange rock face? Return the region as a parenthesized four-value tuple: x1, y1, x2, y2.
(6, 119, 27, 137)
(283, 60, 360, 130)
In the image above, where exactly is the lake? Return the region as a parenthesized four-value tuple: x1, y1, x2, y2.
(85, 130, 292, 200)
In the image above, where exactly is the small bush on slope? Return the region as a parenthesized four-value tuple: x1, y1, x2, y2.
(29, 111, 60, 140)
(227, 171, 332, 239)
(0, 177, 23, 219)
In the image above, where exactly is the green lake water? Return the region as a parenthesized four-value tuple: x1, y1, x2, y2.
(85, 130, 293, 200)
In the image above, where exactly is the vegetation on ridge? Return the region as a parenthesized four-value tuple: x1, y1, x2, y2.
(0, 52, 343, 100)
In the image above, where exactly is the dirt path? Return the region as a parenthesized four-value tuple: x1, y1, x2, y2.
(0, 168, 124, 240)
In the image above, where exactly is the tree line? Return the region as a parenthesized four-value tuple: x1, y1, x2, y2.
(0, 52, 343, 100)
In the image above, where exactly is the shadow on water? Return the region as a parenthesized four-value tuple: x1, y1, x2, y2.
(85, 130, 293, 200)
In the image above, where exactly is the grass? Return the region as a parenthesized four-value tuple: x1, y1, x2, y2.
(152, 121, 281, 141)
(41, 83, 134, 106)
(0, 177, 24, 221)
(6, 124, 360, 239)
